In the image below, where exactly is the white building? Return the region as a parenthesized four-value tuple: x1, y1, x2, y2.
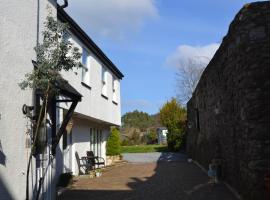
(0, 1, 123, 200)
(157, 127, 168, 145)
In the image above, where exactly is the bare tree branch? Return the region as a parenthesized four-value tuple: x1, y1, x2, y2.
(175, 57, 209, 105)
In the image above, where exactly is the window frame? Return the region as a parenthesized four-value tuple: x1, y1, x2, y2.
(101, 66, 108, 97)
(81, 47, 90, 86)
(112, 77, 118, 104)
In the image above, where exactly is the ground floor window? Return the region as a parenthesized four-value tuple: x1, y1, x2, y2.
(90, 128, 102, 157)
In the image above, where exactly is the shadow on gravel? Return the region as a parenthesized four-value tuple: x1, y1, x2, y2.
(58, 152, 238, 200)
(158, 152, 188, 162)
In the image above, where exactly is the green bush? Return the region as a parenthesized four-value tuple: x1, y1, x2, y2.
(159, 98, 186, 151)
(106, 128, 121, 156)
(167, 128, 184, 151)
(146, 130, 157, 144)
(130, 131, 141, 145)
(121, 139, 129, 146)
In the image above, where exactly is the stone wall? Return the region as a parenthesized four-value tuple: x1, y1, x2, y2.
(186, 2, 270, 200)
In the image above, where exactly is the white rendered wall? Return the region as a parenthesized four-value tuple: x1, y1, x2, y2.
(0, 1, 120, 198)
(0, 1, 56, 199)
(71, 117, 110, 175)
(61, 34, 122, 126)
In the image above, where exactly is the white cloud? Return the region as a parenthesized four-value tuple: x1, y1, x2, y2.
(166, 43, 220, 69)
(67, 0, 158, 39)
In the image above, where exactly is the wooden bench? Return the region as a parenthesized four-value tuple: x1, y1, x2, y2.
(86, 151, 105, 169)
(75, 151, 91, 175)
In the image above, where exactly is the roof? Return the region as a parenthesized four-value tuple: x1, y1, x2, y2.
(32, 60, 82, 101)
(57, 6, 124, 79)
(55, 78, 82, 101)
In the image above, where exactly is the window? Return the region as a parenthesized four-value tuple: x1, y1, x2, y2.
(102, 67, 106, 83)
(101, 67, 108, 97)
(112, 77, 117, 103)
(90, 128, 102, 157)
(90, 128, 94, 151)
(81, 48, 90, 85)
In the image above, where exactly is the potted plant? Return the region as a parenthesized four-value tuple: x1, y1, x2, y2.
(95, 169, 102, 177)
(89, 171, 95, 179)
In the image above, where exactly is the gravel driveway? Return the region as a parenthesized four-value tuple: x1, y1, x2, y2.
(59, 152, 239, 200)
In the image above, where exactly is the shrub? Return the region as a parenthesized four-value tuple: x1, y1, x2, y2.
(146, 130, 157, 144)
(159, 98, 187, 151)
(121, 139, 129, 146)
(106, 127, 121, 156)
(130, 131, 141, 145)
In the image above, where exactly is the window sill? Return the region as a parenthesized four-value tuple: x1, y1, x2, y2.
(101, 94, 108, 100)
(81, 82, 91, 90)
(112, 100, 118, 105)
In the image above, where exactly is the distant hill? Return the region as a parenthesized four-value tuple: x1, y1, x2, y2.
(122, 110, 162, 129)
(121, 110, 162, 144)
(122, 110, 152, 129)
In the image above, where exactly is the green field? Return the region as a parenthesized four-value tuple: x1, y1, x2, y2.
(120, 144, 168, 153)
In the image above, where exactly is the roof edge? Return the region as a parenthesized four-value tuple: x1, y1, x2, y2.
(57, 5, 124, 79)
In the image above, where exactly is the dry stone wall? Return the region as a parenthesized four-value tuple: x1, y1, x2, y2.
(186, 2, 270, 200)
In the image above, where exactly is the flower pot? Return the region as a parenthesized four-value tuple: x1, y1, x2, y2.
(95, 172, 102, 177)
(89, 172, 95, 179)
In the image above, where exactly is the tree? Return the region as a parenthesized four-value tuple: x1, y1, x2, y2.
(129, 130, 141, 145)
(176, 57, 209, 104)
(106, 127, 121, 156)
(121, 110, 163, 145)
(159, 98, 186, 151)
(19, 13, 82, 200)
(19, 13, 82, 157)
(146, 129, 157, 144)
(121, 110, 154, 130)
(19, 14, 82, 91)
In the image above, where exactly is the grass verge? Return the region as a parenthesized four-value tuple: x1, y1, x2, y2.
(120, 144, 168, 153)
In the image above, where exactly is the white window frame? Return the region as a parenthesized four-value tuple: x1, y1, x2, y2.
(81, 48, 90, 85)
(101, 66, 108, 97)
(90, 128, 102, 157)
(112, 77, 117, 103)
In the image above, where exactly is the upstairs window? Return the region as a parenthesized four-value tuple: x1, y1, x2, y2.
(81, 48, 90, 85)
(101, 67, 108, 97)
(112, 77, 117, 103)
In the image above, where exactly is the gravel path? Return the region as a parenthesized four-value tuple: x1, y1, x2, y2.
(122, 152, 188, 163)
(59, 153, 239, 200)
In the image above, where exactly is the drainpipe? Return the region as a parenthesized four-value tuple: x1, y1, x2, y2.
(59, 0, 68, 9)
